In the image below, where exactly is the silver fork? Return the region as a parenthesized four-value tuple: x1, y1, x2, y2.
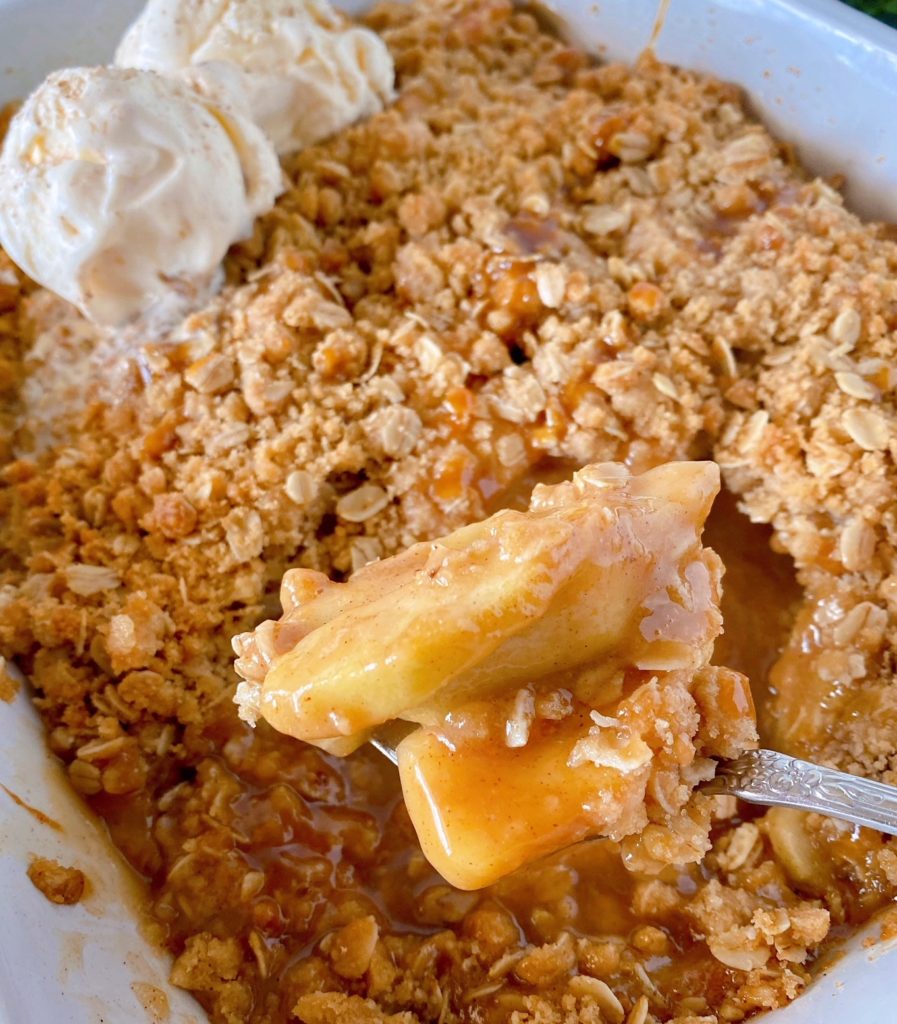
(371, 737, 897, 836)
(701, 748, 897, 833)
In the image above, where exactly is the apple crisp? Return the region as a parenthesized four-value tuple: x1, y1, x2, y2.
(1, 1, 897, 1023)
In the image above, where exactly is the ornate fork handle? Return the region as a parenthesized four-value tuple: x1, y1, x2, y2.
(702, 748, 897, 835)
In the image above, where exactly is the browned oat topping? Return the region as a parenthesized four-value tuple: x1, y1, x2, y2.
(26, 855, 87, 905)
(1, 1, 896, 1022)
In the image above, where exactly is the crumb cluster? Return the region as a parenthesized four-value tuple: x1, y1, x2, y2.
(1, 2, 896, 1022)
(26, 855, 87, 905)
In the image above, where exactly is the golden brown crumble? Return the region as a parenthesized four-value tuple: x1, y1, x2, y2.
(26, 855, 87, 905)
(0, 1, 896, 1022)
(0, 654, 19, 701)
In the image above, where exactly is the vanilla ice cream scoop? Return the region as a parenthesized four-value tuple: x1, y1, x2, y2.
(0, 66, 282, 325)
(115, 0, 395, 154)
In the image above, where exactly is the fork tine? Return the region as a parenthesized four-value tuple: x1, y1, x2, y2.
(369, 735, 398, 765)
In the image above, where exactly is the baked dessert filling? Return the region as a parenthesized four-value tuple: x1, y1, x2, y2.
(1, 1, 897, 1022)
(234, 460, 757, 888)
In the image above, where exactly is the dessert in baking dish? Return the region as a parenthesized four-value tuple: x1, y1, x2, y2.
(1, 0, 897, 1021)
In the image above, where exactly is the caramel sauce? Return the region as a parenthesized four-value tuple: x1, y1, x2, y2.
(646, 0, 671, 53)
(702, 489, 801, 739)
(1, 782, 64, 831)
(473, 255, 546, 340)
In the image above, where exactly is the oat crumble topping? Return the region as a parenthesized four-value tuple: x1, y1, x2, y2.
(1, 2, 896, 1022)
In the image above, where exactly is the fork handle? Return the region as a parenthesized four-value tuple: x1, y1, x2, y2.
(702, 748, 897, 836)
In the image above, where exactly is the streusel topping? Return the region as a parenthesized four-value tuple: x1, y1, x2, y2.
(1, 2, 896, 1022)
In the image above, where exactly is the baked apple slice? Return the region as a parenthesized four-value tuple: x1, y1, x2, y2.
(234, 461, 723, 739)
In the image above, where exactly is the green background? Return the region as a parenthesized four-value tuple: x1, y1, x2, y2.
(845, 0, 897, 27)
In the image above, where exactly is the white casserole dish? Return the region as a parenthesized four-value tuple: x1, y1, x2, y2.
(1, 1, 896, 1021)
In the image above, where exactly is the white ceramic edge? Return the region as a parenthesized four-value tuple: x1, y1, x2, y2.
(1, 1, 896, 1022)
(0, 670, 204, 1024)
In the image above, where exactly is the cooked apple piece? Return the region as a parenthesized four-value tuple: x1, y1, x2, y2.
(234, 461, 724, 742)
(398, 665, 754, 890)
(399, 663, 756, 888)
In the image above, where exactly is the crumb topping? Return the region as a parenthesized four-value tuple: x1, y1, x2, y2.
(1, 1, 896, 1022)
